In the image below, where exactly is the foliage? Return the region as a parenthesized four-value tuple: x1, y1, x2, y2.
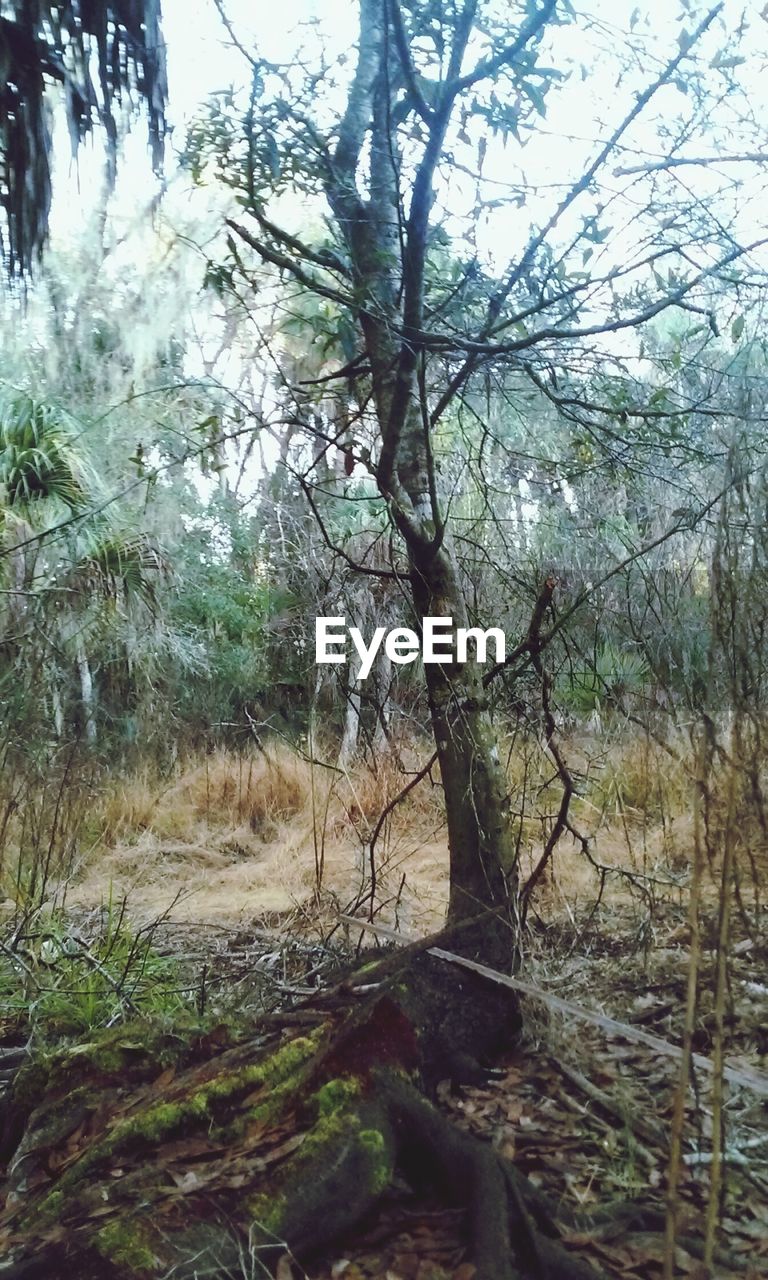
(0, 1, 166, 273)
(559, 643, 650, 718)
(0, 901, 190, 1043)
(0, 390, 91, 510)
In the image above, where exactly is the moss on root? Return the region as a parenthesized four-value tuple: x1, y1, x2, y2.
(357, 1127, 391, 1194)
(245, 1075, 395, 1258)
(14, 1026, 328, 1249)
(93, 1220, 157, 1276)
(247, 1110, 397, 1258)
(2, 956, 590, 1280)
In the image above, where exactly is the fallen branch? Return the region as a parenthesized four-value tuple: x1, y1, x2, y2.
(341, 915, 768, 1098)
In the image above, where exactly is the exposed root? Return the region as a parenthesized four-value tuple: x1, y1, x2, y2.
(0, 946, 605, 1280)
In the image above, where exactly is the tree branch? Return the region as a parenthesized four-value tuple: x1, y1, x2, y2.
(451, 0, 558, 94)
(226, 219, 355, 309)
(614, 151, 768, 176)
(485, 3, 724, 327)
(387, 0, 434, 124)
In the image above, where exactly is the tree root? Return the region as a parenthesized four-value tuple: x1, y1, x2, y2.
(373, 1070, 601, 1280)
(0, 951, 606, 1280)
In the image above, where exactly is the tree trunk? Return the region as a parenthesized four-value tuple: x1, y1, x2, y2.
(74, 634, 97, 745)
(50, 685, 64, 739)
(402, 425, 517, 963)
(337, 679, 361, 768)
(372, 646, 392, 755)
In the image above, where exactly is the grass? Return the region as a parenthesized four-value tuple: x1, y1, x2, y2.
(0, 725, 732, 937)
(583, 734, 691, 825)
(98, 745, 315, 846)
(0, 895, 192, 1042)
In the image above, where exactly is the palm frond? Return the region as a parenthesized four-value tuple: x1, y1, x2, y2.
(560, 642, 650, 716)
(69, 530, 166, 608)
(0, 391, 91, 510)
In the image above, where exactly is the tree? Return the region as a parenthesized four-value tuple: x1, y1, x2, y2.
(5, 7, 768, 1279)
(212, 0, 768, 961)
(0, 1, 166, 274)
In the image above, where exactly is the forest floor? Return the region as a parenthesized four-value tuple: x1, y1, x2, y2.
(302, 906, 767, 1280)
(2, 741, 767, 1277)
(4, 897, 763, 1279)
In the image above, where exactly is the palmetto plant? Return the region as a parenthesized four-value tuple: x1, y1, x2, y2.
(67, 530, 165, 609)
(0, 390, 92, 510)
(0, 387, 165, 745)
(560, 642, 650, 719)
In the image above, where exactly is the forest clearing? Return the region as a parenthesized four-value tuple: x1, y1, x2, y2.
(1, 1, 767, 1277)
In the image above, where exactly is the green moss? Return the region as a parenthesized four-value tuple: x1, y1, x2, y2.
(247, 1100, 394, 1250)
(358, 1128, 390, 1193)
(94, 1220, 156, 1274)
(128, 1096, 207, 1142)
(111, 1063, 261, 1148)
(10, 1059, 50, 1109)
(248, 1191, 287, 1239)
(315, 1077, 360, 1117)
(256, 1031, 322, 1086)
(30, 1031, 326, 1234)
(21, 1024, 333, 1257)
(227, 1032, 325, 1135)
(64, 1040, 133, 1076)
(48, 1019, 207, 1084)
(36, 1188, 63, 1221)
(300, 1106, 354, 1160)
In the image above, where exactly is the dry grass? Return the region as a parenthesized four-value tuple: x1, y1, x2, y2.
(99, 771, 159, 844)
(99, 746, 314, 846)
(168, 745, 313, 833)
(585, 735, 691, 825)
(62, 743, 447, 927)
(2, 730, 722, 931)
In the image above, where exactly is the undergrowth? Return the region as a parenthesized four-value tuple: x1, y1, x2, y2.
(0, 896, 193, 1044)
(0, 728, 742, 939)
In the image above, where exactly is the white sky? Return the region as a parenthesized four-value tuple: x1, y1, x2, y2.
(50, 0, 768, 271)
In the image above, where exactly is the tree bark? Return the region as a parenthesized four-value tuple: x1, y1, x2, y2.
(409, 538, 518, 952)
(338, 678, 362, 768)
(74, 633, 97, 745)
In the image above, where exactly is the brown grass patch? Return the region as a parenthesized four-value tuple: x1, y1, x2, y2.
(17, 732, 715, 932)
(169, 746, 313, 831)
